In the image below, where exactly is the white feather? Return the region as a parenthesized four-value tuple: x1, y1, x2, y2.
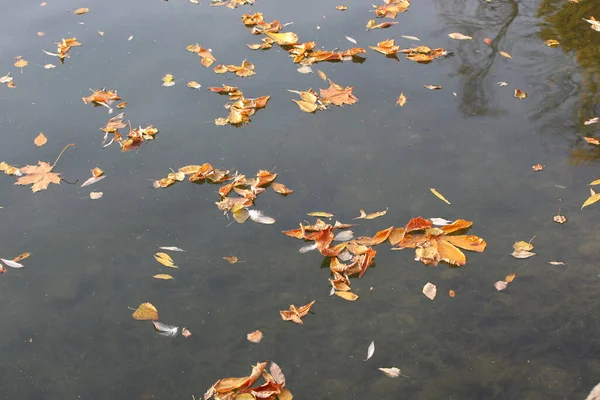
(153, 321, 179, 337)
(299, 243, 318, 253)
(248, 209, 276, 224)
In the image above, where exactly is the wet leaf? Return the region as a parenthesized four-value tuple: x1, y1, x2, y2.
(553, 214, 566, 224)
(584, 137, 600, 145)
(320, 81, 358, 106)
(584, 117, 599, 125)
(590, 179, 600, 186)
(13, 252, 31, 262)
(265, 31, 299, 45)
(448, 32, 472, 40)
(223, 255, 239, 264)
(366, 20, 398, 30)
(153, 274, 174, 280)
(280, 300, 315, 324)
(400, 46, 447, 63)
(74, 7, 89, 15)
(307, 211, 334, 218)
(81, 172, 105, 187)
(14, 58, 28, 71)
(511, 249, 536, 259)
(1, 258, 24, 268)
(379, 367, 408, 378)
(513, 241, 534, 251)
(116, 101, 127, 109)
(532, 164, 543, 171)
(89, 191, 103, 199)
(365, 341, 375, 361)
(34, 133, 47, 147)
(186, 43, 215, 67)
(153, 321, 178, 337)
(583, 16, 600, 32)
(582, 188, 600, 209)
(38, 31, 45, 36)
(334, 291, 359, 301)
(545, 39, 560, 47)
(154, 252, 178, 268)
(430, 217, 452, 226)
(430, 188, 451, 204)
(497, 81, 508, 86)
(247, 330, 263, 343)
(161, 73, 175, 87)
(354, 208, 387, 220)
(369, 39, 399, 55)
(132, 302, 159, 320)
(494, 280, 508, 291)
(396, 92, 407, 107)
(499, 51, 512, 59)
(514, 89, 527, 99)
(422, 282, 437, 300)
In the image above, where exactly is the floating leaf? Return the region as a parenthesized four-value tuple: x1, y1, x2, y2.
(484, 38, 493, 46)
(511, 240, 536, 259)
(424, 85, 442, 90)
(583, 17, 600, 32)
(532, 164, 543, 171)
(366, 20, 398, 30)
(161, 73, 175, 87)
(280, 300, 315, 324)
(553, 214, 566, 224)
(365, 341, 375, 361)
(401, 35, 420, 41)
(514, 89, 527, 99)
(430, 188, 451, 205)
(182, 328, 192, 337)
(548, 261, 565, 266)
(449, 290, 456, 297)
(14, 58, 28, 70)
(158, 246, 186, 252)
(335, 5, 347, 10)
(494, 280, 508, 291)
(584, 117, 599, 126)
(334, 291, 359, 301)
(430, 217, 452, 226)
(132, 302, 159, 320)
(247, 330, 263, 343)
(12, 252, 30, 262)
(448, 32, 472, 40)
(373, 0, 410, 18)
(74, 7, 89, 15)
(297, 65, 313, 74)
(16, 161, 62, 192)
(89, 191, 103, 199)
(396, 92, 407, 107)
(354, 208, 387, 220)
(497, 81, 508, 86)
(223, 255, 239, 264)
(545, 39, 560, 47)
(422, 282, 437, 300)
(346, 36, 357, 45)
(582, 188, 600, 209)
(307, 211, 334, 218)
(499, 51, 512, 59)
(153, 274, 174, 280)
(316, 70, 327, 80)
(505, 272, 516, 283)
(154, 252, 178, 268)
(271, 182, 293, 195)
(34, 133, 47, 147)
(379, 367, 409, 378)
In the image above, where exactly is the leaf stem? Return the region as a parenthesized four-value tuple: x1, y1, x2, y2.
(52, 143, 74, 167)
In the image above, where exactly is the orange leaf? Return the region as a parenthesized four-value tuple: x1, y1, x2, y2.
(74, 7, 89, 14)
(334, 291, 359, 301)
(405, 216, 432, 232)
(246, 330, 263, 343)
(442, 235, 486, 252)
(505, 272, 516, 283)
(440, 219, 472, 234)
(354, 208, 387, 220)
(132, 302, 159, 320)
(34, 132, 47, 147)
(436, 239, 467, 266)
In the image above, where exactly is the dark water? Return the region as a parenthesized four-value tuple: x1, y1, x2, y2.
(1, 0, 600, 398)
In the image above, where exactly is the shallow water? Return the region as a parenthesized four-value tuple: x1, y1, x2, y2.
(1, 0, 600, 399)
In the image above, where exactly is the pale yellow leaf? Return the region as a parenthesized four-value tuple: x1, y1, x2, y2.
(153, 274, 174, 280)
(430, 188, 451, 205)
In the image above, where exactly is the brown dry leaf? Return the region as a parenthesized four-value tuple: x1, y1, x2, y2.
(44, 37, 82, 61)
(280, 300, 315, 324)
(336, 5, 348, 10)
(545, 39, 560, 47)
(449, 289, 456, 298)
(13, 252, 31, 262)
(582, 188, 600, 209)
(532, 164, 543, 171)
(373, 0, 410, 18)
(116, 101, 127, 109)
(319, 81, 358, 106)
(366, 20, 398, 30)
(400, 46, 447, 63)
(82, 89, 120, 107)
(484, 38, 493, 46)
(396, 92, 407, 107)
(34, 133, 47, 147)
(422, 282, 437, 300)
(354, 208, 387, 220)
(505, 272, 516, 283)
(223, 255, 239, 264)
(499, 51, 512, 59)
(369, 39, 400, 55)
(395, 217, 486, 266)
(154, 252, 178, 268)
(307, 212, 334, 218)
(265, 31, 299, 45)
(553, 214, 566, 224)
(186, 43, 216, 67)
(584, 137, 600, 145)
(14, 58, 28, 70)
(583, 16, 600, 32)
(153, 274, 174, 280)
(74, 7, 89, 14)
(430, 188, 451, 204)
(514, 89, 527, 99)
(213, 60, 255, 77)
(379, 367, 408, 378)
(424, 85, 442, 90)
(316, 69, 327, 80)
(448, 32, 472, 40)
(247, 330, 263, 343)
(15, 161, 62, 192)
(271, 182, 293, 195)
(511, 240, 536, 258)
(132, 302, 159, 320)
(334, 291, 359, 301)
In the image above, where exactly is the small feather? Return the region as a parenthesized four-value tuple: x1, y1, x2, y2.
(153, 321, 179, 337)
(0, 258, 24, 268)
(346, 36, 357, 44)
(248, 209, 276, 224)
(159, 246, 186, 252)
(299, 243, 318, 253)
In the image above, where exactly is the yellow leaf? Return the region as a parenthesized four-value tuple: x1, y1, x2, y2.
(13, 252, 31, 262)
(545, 39, 559, 47)
(396, 92, 407, 107)
(334, 291, 359, 301)
(307, 211, 334, 218)
(499, 51, 512, 59)
(132, 302, 159, 320)
(34, 132, 47, 147)
(153, 274, 174, 280)
(223, 255, 238, 264)
(335, 5, 348, 10)
(154, 252, 178, 268)
(448, 32, 472, 40)
(187, 81, 201, 89)
(316, 70, 327, 81)
(514, 89, 527, 99)
(74, 7, 89, 14)
(265, 32, 299, 45)
(590, 179, 600, 186)
(430, 188, 451, 205)
(14, 59, 28, 69)
(582, 188, 600, 209)
(505, 272, 516, 283)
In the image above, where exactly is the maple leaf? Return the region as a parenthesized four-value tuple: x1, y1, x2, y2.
(393, 217, 486, 266)
(373, 0, 410, 18)
(280, 300, 315, 324)
(319, 81, 358, 106)
(15, 162, 61, 192)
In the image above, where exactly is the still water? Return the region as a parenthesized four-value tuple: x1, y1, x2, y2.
(1, 0, 600, 398)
